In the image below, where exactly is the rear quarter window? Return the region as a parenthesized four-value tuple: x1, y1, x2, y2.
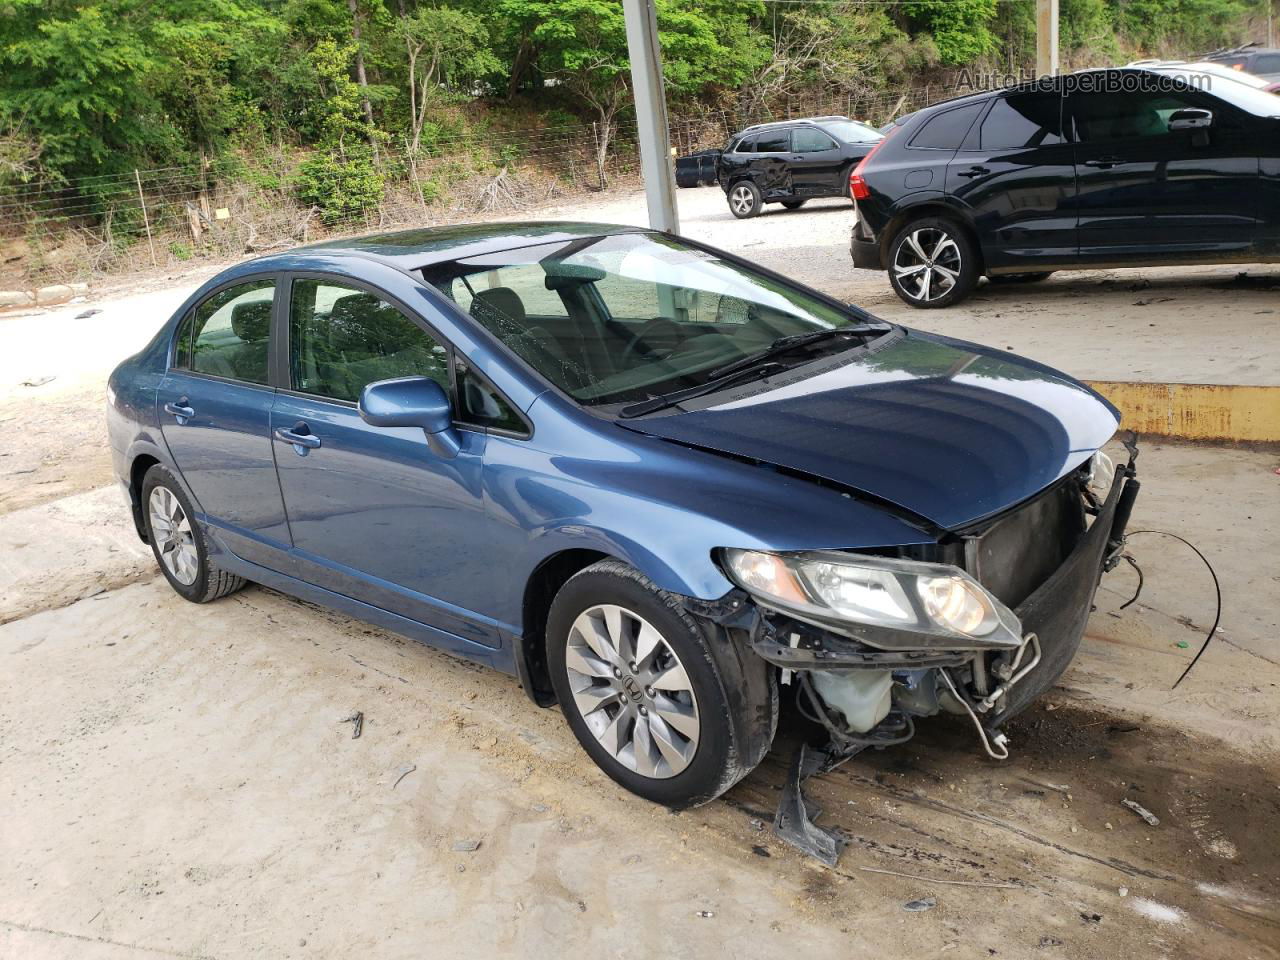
(909, 103, 984, 150)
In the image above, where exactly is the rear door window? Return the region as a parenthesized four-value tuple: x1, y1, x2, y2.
(755, 130, 791, 153)
(909, 103, 984, 150)
(288, 278, 449, 403)
(979, 93, 1064, 149)
(178, 278, 275, 384)
(1253, 53, 1280, 72)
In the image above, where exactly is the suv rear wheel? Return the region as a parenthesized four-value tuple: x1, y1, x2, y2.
(781, 199, 807, 210)
(727, 181, 763, 219)
(887, 217, 979, 308)
(546, 560, 776, 808)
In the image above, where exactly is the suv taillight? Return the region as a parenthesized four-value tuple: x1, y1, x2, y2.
(849, 126, 897, 201)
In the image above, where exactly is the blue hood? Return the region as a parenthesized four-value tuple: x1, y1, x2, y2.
(620, 331, 1119, 531)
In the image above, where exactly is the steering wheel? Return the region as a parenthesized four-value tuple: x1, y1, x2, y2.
(620, 317, 687, 364)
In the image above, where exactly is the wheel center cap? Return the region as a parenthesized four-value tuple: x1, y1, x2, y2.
(621, 675, 643, 703)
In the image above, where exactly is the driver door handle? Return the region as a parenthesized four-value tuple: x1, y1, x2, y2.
(955, 165, 990, 179)
(274, 425, 321, 450)
(164, 398, 194, 422)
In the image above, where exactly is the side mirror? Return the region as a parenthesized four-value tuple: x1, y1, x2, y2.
(359, 376, 461, 459)
(1168, 108, 1213, 131)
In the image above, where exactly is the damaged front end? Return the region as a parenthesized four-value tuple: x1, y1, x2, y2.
(700, 442, 1140, 863)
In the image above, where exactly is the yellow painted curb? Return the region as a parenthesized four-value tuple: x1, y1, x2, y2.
(1084, 381, 1280, 444)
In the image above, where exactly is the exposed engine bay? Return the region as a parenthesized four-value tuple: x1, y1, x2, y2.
(691, 439, 1141, 863)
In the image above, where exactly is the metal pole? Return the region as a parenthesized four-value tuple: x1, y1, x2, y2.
(1036, 0, 1060, 77)
(134, 168, 158, 268)
(622, 0, 679, 234)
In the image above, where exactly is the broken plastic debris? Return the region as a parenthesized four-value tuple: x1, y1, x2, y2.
(903, 897, 937, 912)
(20, 376, 55, 387)
(451, 839, 481, 852)
(1121, 798, 1160, 826)
(695, 910, 715, 918)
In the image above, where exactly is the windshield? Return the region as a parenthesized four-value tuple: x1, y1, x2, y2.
(426, 232, 884, 405)
(820, 119, 884, 143)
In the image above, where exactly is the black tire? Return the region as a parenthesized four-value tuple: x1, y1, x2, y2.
(546, 560, 777, 809)
(141, 464, 246, 603)
(842, 162, 857, 205)
(886, 216, 980, 309)
(987, 271, 1053, 284)
(781, 199, 807, 210)
(726, 180, 763, 219)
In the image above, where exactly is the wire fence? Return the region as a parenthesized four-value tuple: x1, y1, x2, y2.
(0, 86, 937, 290)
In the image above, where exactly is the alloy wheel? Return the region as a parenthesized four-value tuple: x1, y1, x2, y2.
(729, 185, 756, 216)
(893, 227, 962, 303)
(148, 485, 199, 586)
(563, 603, 701, 779)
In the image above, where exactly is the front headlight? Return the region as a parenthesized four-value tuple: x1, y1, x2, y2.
(722, 548, 1023, 651)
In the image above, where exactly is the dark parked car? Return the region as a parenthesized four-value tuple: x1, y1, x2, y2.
(108, 222, 1137, 817)
(675, 148, 722, 187)
(849, 67, 1280, 307)
(718, 116, 883, 218)
(1203, 42, 1280, 82)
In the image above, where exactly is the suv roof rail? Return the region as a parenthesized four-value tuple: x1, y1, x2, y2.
(1202, 41, 1262, 57)
(738, 114, 850, 133)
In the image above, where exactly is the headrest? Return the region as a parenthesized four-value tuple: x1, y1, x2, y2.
(330, 292, 382, 326)
(231, 299, 271, 342)
(471, 287, 527, 327)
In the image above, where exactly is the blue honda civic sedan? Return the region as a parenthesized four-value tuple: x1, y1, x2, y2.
(107, 222, 1138, 810)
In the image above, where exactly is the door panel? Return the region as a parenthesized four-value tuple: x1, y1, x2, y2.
(157, 278, 291, 568)
(273, 276, 500, 648)
(789, 127, 845, 196)
(1068, 84, 1260, 260)
(946, 90, 1077, 269)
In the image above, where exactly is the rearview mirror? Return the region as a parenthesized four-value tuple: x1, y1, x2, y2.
(1168, 108, 1213, 131)
(359, 376, 461, 459)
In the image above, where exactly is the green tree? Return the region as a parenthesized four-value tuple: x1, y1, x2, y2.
(294, 39, 385, 222)
(902, 0, 999, 65)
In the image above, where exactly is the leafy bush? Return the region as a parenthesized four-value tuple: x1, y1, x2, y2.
(293, 151, 384, 224)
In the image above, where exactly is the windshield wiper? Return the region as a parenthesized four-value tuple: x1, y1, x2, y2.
(705, 326, 883, 382)
(617, 362, 789, 419)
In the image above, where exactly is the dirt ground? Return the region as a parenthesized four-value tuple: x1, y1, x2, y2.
(2, 186, 1278, 960)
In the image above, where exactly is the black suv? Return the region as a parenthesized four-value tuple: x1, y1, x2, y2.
(717, 116, 882, 218)
(850, 67, 1280, 307)
(1203, 43, 1280, 82)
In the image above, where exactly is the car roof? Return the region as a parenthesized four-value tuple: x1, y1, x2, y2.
(252, 221, 649, 273)
(736, 115, 853, 135)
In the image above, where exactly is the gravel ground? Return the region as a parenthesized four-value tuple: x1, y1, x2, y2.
(2, 187, 1278, 960)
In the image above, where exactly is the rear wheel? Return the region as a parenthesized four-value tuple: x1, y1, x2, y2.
(546, 560, 776, 808)
(781, 199, 807, 210)
(727, 181, 762, 219)
(887, 217, 979, 309)
(142, 464, 246, 603)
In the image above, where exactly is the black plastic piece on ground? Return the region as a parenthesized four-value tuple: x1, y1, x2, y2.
(773, 742, 855, 867)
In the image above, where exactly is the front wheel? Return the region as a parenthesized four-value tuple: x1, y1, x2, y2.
(546, 560, 776, 808)
(887, 217, 979, 309)
(727, 181, 762, 219)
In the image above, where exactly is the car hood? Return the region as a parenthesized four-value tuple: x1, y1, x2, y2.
(619, 330, 1120, 531)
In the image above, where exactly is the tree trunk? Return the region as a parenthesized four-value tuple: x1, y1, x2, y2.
(348, 0, 379, 160)
(592, 115, 613, 190)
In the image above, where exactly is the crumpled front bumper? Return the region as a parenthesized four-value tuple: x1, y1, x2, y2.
(741, 461, 1138, 734)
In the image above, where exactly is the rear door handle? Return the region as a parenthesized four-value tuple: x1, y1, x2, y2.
(955, 166, 990, 178)
(1084, 156, 1125, 168)
(164, 398, 194, 423)
(274, 424, 321, 453)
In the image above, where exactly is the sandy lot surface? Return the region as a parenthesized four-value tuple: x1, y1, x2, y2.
(2, 186, 1278, 959)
